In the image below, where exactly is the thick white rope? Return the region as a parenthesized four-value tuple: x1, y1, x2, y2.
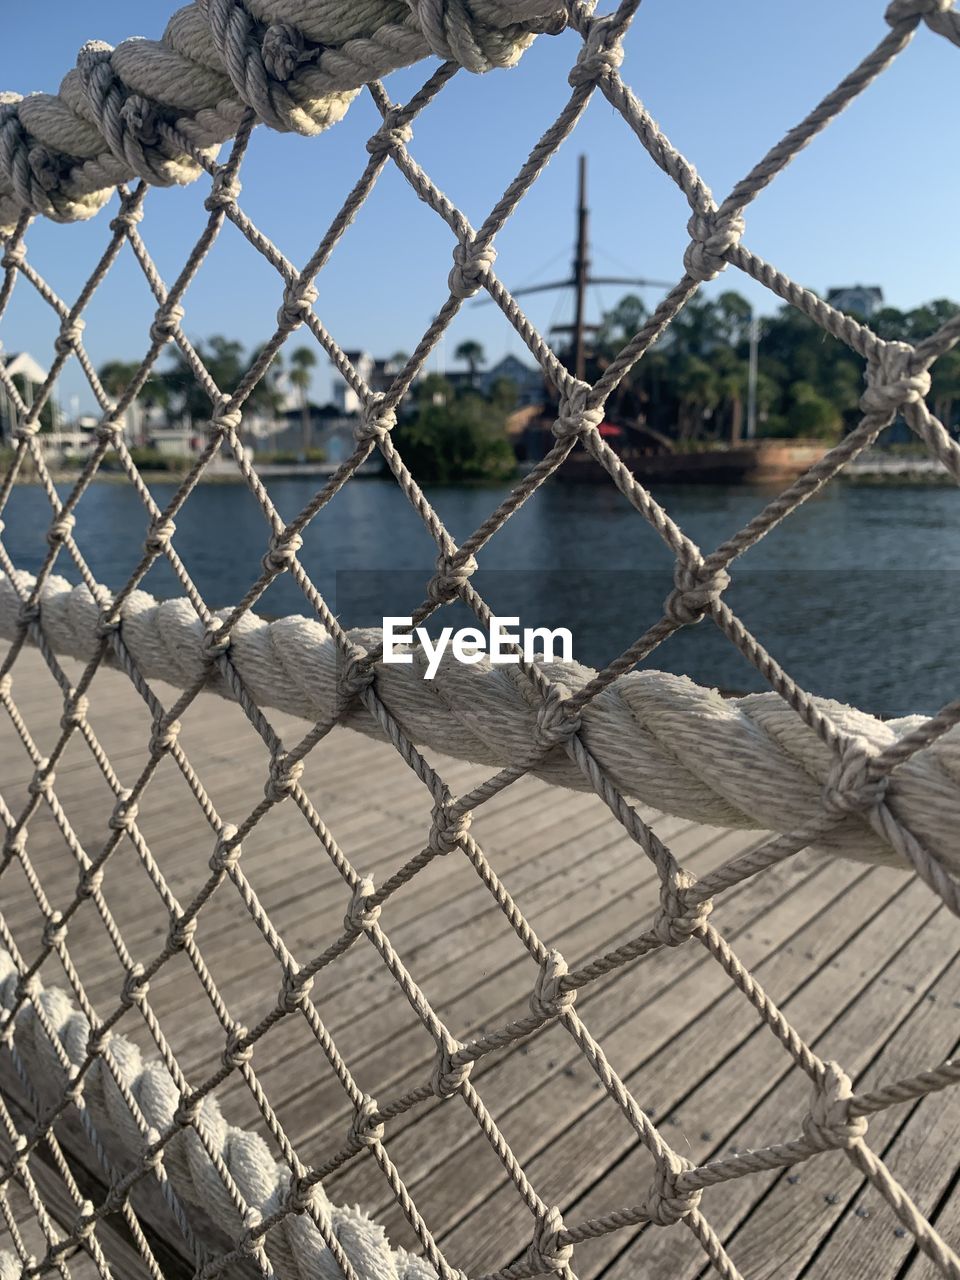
(0, 0, 564, 233)
(3, 570, 958, 870)
(0, 948, 436, 1280)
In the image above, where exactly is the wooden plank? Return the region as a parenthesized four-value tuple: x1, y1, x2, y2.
(589, 879, 952, 1280)
(430, 866, 917, 1276)
(220, 821, 757, 1141)
(797, 969, 960, 1278)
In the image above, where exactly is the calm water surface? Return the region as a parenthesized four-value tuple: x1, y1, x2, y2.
(4, 478, 958, 719)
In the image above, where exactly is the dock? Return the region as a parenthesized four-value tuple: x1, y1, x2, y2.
(0, 650, 956, 1279)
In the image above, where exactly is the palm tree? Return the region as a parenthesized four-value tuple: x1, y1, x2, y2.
(454, 340, 485, 388)
(99, 355, 163, 445)
(288, 346, 317, 459)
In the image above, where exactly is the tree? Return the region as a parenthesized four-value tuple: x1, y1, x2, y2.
(393, 391, 515, 483)
(159, 337, 283, 434)
(454, 340, 485, 387)
(785, 381, 841, 439)
(98, 360, 168, 444)
(288, 345, 317, 459)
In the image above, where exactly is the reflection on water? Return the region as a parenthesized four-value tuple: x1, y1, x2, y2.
(4, 477, 958, 719)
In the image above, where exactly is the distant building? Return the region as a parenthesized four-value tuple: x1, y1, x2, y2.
(826, 285, 883, 319)
(478, 354, 545, 406)
(0, 351, 47, 441)
(332, 352, 418, 414)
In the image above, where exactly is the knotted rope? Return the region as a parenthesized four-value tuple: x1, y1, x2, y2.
(0, 0, 563, 232)
(1, 570, 957, 872)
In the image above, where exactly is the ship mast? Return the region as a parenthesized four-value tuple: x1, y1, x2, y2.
(475, 155, 672, 377)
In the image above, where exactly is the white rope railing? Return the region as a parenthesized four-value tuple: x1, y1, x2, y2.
(0, 0, 959, 1277)
(3, 568, 958, 872)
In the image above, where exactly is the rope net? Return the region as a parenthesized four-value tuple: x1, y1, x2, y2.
(0, 1, 958, 1277)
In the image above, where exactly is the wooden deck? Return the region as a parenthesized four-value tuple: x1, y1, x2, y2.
(0, 649, 957, 1279)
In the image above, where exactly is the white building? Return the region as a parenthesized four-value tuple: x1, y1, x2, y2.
(0, 351, 48, 441)
(826, 285, 883, 319)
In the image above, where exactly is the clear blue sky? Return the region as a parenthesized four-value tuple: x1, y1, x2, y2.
(2, 1, 957, 412)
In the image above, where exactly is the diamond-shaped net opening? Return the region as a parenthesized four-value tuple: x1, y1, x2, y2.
(0, 2, 959, 1278)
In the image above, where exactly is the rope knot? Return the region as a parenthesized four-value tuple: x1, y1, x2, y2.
(1, 242, 26, 270)
(72, 1201, 97, 1244)
(663, 559, 730, 626)
(222, 1025, 253, 1070)
(28, 762, 55, 800)
(553, 383, 604, 442)
(17, 599, 40, 627)
(167, 911, 197, 952)
(885, 0, 953, 21)
(653, 869, 712, 946)
(349, 1096, 384, 1148)
(344, 877, 382, 932)
(54, 316, 85, 357)
(145, 517, 176, 555)
(109, 198, 144, 234)
(821, 736, 889, 817)
(42, 912, 68, 949)
(527, 1206, 572, 1273)
(87, 1023, 112, 1056)
(237, 1208, 263, 1257)
(149, 715, 181, 756)
(119, 94, 160, 148)
(284, 1174, 323, 1218)
(336, 648, 375, 711)
(803, 1061, 868, 1149)
(209, 402, 243, 438)
(355, 395, 396, 444)
(60, 693, 89, 731)
(568, 17, 625, 88)
(535, 683, 582, 751)
(202, 619, 231, 660)
(448, 239, 497, 300)
(410, 0, 557, 72)
(261, 530, 303, 574)
(683, 209, 745, 283)
(860, 341, 931, 417)
(120, 964, 150, 1009)
(261, 22, 309, 80)
(426, 551, 478, 605)
(428, 804, 471, 854)
(96, 415, 124, 445)
(645, 1153, 701, 1226)
(431, 1040, 473, 1098)
(530, 949, 576, 1021)
(277, 279, 318, 330)
(204, 169, 242, 212)
(366, 109, 414, 158)
(14, 973, 40, 1006)
(108, 792, 139, 833)
(149, 302, 184, 347)
(78, 867, 104, 899)
(278, 966, 314, 1012)
(46, 513, 75, 547)
(265, 753, 304, 804)
(209, 825, 241, 874)
(174, 1090, 204, 1127)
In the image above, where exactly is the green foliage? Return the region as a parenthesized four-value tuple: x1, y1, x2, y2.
(393, 389, 516, 484)
(785, 382, 841, 439)
(255, 447, 327, 465)
(588, 290, 960, 444)
(100, 448, 192, 473)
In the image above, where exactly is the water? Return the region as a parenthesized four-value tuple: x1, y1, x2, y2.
(4, 478, 959, 719)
